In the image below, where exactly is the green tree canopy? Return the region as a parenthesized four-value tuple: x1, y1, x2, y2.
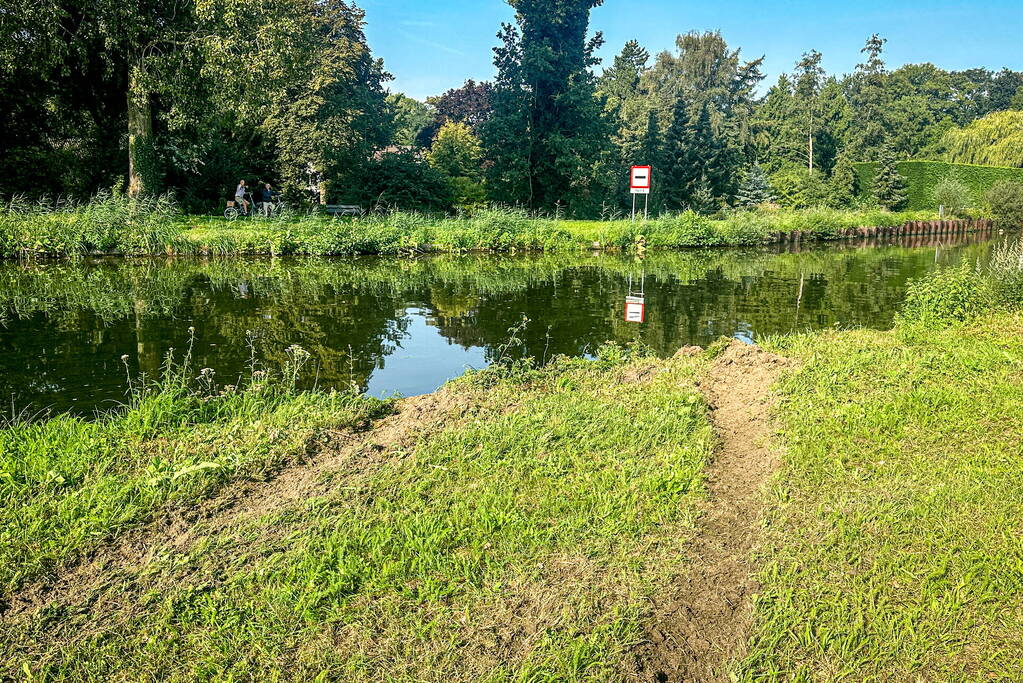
(943, 110, 1023, 168)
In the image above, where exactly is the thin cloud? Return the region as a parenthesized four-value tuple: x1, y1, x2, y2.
(397, 29, 466, 57)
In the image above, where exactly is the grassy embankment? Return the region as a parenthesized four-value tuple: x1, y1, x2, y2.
(0, 195, 939, 257)
(2, 242, 1022, 679)
(0, 343, 716, 679)
(741, 249, 1023, 679)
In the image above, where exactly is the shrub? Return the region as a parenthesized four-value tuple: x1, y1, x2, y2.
(898, 264, 991, 326)
(989, 239, 1023, 310)
(984, 180, 1023, 228)
(932, 174, 972, 217)
(769, 167, 831, 209)
(350, 152, 453, 213)
(873, 143, 908, 211)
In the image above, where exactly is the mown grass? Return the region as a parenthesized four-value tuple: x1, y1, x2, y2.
(0, 346, 714, 680)
(1, 195, 940, 258)
(740, 313, 1023, 679)
(0, 344, 390, 597)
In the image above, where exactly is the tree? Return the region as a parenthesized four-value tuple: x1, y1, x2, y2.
(482, 0, 613, 214)
(354, 151, 452, 212)
(873, 141, 907, 210)
(828, 150, 857, 206)
(598, 40, 649, 113)
(933, 174, 972, 215)
(736, 163, 775, 208)
(662, 100, 735, 210)
(387, 93, 433, 146)
(793, 50, 825, 173)
(661, 97, 698, 210)
(943, 110, 1023, 167)
(428, 122, 483, 179)
(846, 34, 892, 158)
(430, 80, 494, 131)
(600, 40, 653, 213)
(985, 180, 1023, 228)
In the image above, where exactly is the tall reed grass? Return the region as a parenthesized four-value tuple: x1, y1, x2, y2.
(1, 197, 943, 258)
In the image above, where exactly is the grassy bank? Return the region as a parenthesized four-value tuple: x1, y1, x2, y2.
(1, 196, 939, 257)
(0, 345, 715, 679)
(740, 250, 1023, 679)
(4, 246, 1023, 679)
(0, 344, 390, 595)
(741, 311, 1023, 679)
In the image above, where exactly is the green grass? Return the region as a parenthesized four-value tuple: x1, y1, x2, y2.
(1, 198, 940, 257)
(741, 313, 1023, 679)
(0, 347, 389, 597)
(0, 347, 715, 680)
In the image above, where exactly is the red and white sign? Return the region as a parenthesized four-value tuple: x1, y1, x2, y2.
(624, 296, 646, 323)
(630, 166, 652, 195)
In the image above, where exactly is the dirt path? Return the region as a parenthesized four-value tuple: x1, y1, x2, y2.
(632, 341, 793, 682)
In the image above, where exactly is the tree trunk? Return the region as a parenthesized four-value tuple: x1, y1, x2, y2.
(127, 69, 154, 196)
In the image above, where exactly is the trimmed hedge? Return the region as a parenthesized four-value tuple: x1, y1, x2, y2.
(853, 160, 1023, 210)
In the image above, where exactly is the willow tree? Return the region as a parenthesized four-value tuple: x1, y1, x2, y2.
(943, 110, 1023, 167)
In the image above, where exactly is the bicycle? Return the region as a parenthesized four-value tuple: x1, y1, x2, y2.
(224, 193, 252, 220)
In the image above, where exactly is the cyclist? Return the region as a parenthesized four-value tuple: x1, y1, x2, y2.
(260, 183, 277, 216)
(234, 180, 250, 216)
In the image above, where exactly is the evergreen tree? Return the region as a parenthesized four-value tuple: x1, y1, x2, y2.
(847, 34, 892, 158)
(873, 141, 907, 210)
(637, 108, 663, 207)
(829, 150, 857, 206)
(663, 100, 736, 210)
(690, 175, 718, 214)
(736, 163, 775, 208)
(662, 97, 698, 210)
(598, 40, 650, 112)
(482, 0, 613, 214)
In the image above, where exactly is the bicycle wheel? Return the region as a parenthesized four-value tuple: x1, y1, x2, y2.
(224, 207, 240, 220)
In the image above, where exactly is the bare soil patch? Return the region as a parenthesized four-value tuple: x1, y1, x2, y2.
(631, 340, 793, 682)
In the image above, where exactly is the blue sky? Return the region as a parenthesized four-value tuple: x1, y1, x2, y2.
(361, 0, 1023, 101)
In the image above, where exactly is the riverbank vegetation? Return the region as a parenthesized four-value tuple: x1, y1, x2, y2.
(743, 321, 1023, 677)
(0, 198, 943, 258)
(0, 340, 389, 594)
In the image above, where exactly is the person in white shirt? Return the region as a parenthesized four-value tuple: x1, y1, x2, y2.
(235, 180, 250, 215)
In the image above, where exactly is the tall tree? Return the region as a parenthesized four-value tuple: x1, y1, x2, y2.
(387, 93, 433, 146)
(793, 50, 825, 173)
(736, 163, 775, 208)
(846, 34, 891, 158)
(483, 0, 613, 214)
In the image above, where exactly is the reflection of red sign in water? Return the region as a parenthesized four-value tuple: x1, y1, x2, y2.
(624, 296, 646, 323)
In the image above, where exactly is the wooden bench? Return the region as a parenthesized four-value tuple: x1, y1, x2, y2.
(324, 204, 364, 217)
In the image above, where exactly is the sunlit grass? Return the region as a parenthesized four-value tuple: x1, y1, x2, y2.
(740, 313, 1023, 679)
(0, 344, 390, 596)
(0, 348, 715, 680)
(1, 198, 941, 257)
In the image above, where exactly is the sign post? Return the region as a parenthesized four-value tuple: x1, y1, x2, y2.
(630, 166, 652, 222)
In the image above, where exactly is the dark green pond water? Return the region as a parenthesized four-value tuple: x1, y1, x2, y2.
(1, 232, 1017, 416)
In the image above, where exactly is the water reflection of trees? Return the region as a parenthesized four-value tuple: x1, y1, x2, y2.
(0, 231, 1014, 413)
